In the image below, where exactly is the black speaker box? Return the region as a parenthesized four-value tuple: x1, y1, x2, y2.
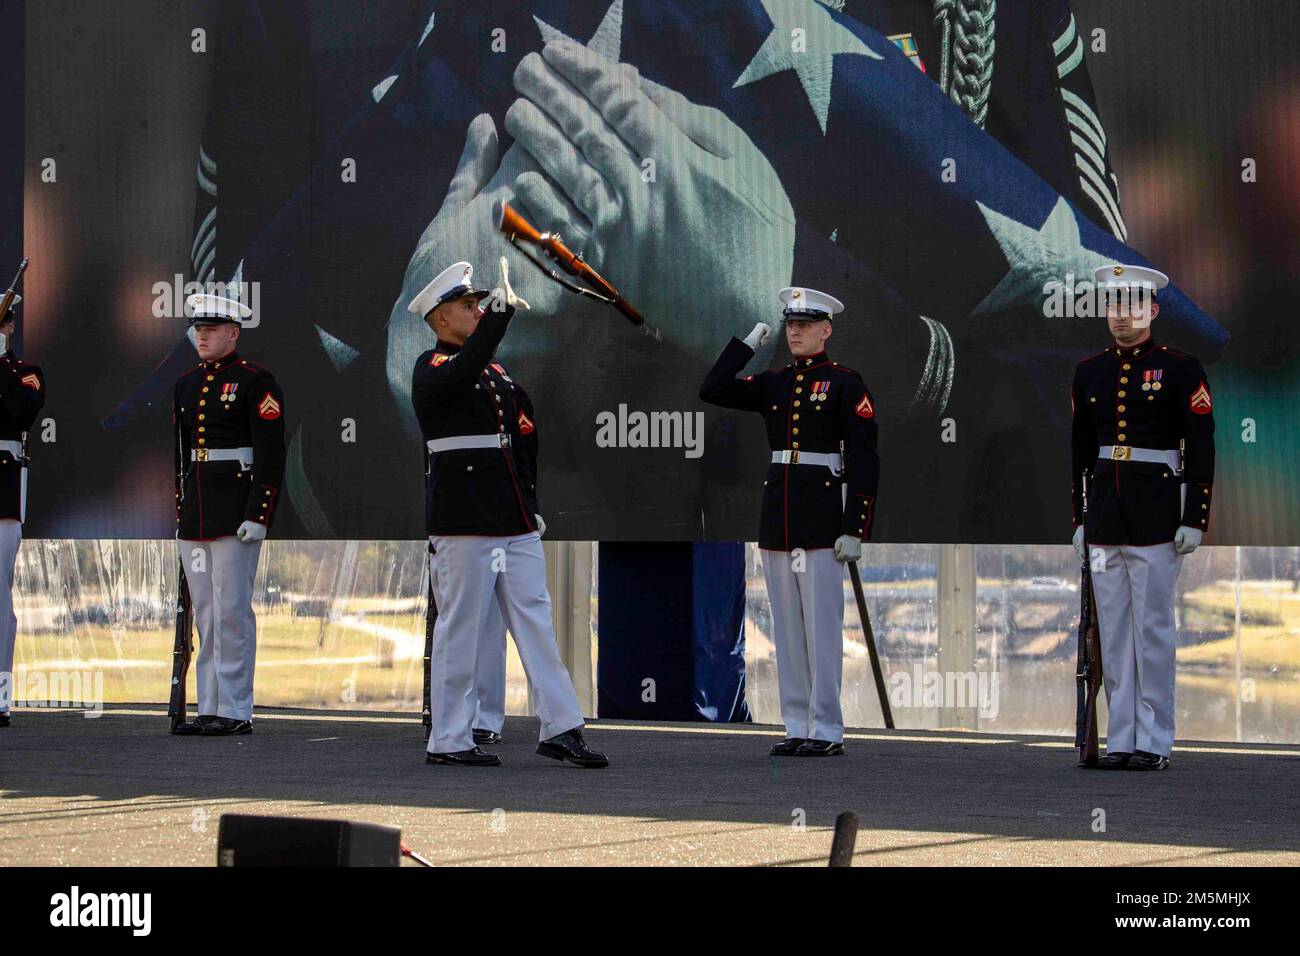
(217, 814, 401, 867)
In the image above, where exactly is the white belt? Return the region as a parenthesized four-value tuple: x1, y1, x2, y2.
(427, 434, 511, 453)
(191, 446, 254, 468)
(0, 439, 22, 459)
(772, 450, 842, 473)
(1098, 445, 1181, 471)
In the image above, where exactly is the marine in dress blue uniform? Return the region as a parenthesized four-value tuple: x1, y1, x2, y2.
(412, 259, 605, 767)
(171, 293, 286, 736)
(1070, 264, 1214, 771)
(700, 287, 880, 756)
(0, 295, 43, 727)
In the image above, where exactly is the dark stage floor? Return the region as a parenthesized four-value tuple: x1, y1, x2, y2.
(2, 707, 1297, 866)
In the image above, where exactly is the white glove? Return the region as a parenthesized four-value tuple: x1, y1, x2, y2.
(236, 520, 267, 543)
(505, 40, 795, 357)
(1173, 525, 1202, 555)
(742, 322, 771, 351)
(833, 534, 862, 563)
(535, 514, 546, 537)
(492, 255, 530, 312)
(1072, 526, 1086, 563)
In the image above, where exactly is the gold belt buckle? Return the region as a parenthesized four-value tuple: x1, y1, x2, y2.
(1112, 445, 1131, 461)
(789, 449, 800, 464)
(195, 448, 209, 462)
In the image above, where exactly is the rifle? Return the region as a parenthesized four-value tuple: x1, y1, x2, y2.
(492, 199, 661, 342)
(168, 557, 195, 733)
(421, 542, 437, 734)
(1074, 472, 1103, 766)
(168, 422, 194, 733)
(848, 561, 894, 729)
(0, 258, 27, 323)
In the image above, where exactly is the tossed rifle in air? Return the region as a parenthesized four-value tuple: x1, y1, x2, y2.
(492, 199, 661, 342)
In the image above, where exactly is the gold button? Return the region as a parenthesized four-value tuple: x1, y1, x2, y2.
(1117, 405, 1126, 412)
(1118, 391, 1126, 398)
(793, 414, 800, 421)
(795, 387, 803, 394)
(1123, 363, 1131, 370)
(1117, 434, 1126, 441)
(825, 482, 831, 487)
(1089, 397, 1096, 403)
(1118, 420, 1127, 428)
(206, 375, 214, 381)
(1202, 504, 1208, 510)
(771, 405, 778, 411)
(792, 428, 799, 435)
(796, 374, 804, 382)
(198, 438, 206, 445)
(1120, 377, 1128, 384)
(792, 442, 800, 449)
(198, 414, 205, 421)
(794, 401, 801, 407)
(201, 387, 209, 394)
(198, 426, 205, 432)
(1148, 395, 1154, 401)
(1203, 488, 1210, 495)
(262, 503, 268, 509)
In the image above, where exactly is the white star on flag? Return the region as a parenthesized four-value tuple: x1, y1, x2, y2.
(535, 0, 624, 63)
(971, 197, 1113, 317)
(734, 0, 881, 134)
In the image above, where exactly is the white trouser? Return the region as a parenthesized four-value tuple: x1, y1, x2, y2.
(1090, 543, 1183, 757)
(426, 533, 583, 753)
(761, 547, 846, 743)
(179, 536, 263, 722)
(0, 520, 20, 714)
(429, 550, 507, 734)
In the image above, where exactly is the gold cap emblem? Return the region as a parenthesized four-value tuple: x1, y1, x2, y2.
(1113, 266, 1124, 276)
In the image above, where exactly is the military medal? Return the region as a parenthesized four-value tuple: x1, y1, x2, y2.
(1142, 369, 1163, 392)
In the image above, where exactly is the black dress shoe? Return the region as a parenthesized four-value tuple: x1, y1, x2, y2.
(795, 739, 845, 757)
(1126, 750, 1170, 771)
(426, 747, 501, 767)
(770, 737, 806, 756)
(473, 728, 502, 746)
(199, 716, 253, 736)
(171, 714, 219, 736)
(0, 713, 10, 728)
(1097, 751, 1133, 769)
(536, 728, 609, 768)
